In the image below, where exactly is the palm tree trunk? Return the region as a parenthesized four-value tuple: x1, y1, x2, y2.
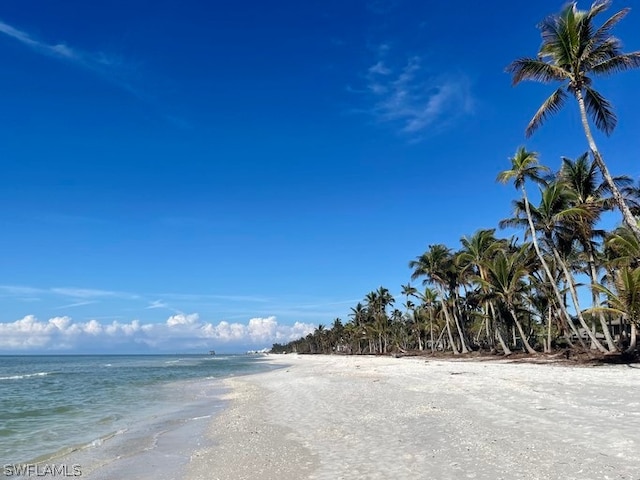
(486, 296, 501, 351)
(586, 250, 617, 351)
(451, 307, 470, 354)
(451, 292, 470, 353)
(485, 311, 492, 348)
(475, 316, 485, 345)
(547, 305, 552, 353)
(430, 310, 435, 353)
(551, 245, 609, 354)
(442, 303, 459, 354)
(626, 323, 637, 353)
(575, 90, 640, 241)
(496, 327, 512, 355)
(507, 305, 537, 355)
(521, 187, 588, 349)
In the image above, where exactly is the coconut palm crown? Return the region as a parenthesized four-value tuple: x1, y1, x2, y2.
(507, 0, 640, 137)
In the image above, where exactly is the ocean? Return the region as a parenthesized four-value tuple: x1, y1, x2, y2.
(0, 354, 275, 479)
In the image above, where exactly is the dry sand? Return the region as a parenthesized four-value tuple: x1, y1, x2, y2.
(187, 354, 640, 480)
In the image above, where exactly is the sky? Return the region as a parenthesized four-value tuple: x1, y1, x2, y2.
(1, 0, 639, 354)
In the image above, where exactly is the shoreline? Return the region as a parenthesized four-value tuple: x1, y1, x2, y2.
(187, 374, 318, 480)
(52, 375, 230, 480)
(187, 354, 640, 480)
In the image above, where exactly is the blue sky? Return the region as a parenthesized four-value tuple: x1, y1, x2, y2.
(1, 0, 639, 353)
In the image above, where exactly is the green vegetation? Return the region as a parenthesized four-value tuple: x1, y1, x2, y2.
(273, 1, 640, 358)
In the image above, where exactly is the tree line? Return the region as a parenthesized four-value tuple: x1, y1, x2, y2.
(272, 1, 640, 358)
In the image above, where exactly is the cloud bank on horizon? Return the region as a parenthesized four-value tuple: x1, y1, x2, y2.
(0, 314, 314, 354)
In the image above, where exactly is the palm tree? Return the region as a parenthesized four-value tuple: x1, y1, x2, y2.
(606, 225, 640, 270)
(504, 181, 610, 352)
(401, 283, 418, 301)
(593, 266, 640, 352)
(330, 318, 345, 353)
(348, 302, 368, 354)
(477, 247, 538, 354)
(507, 1, 640, 239)
(416, 287, 439, 352)
(558, 153, 622, 350)
(410, 245, 470, 353)
(458, 229, 508, 350)
(401, 283, 421, 350)
(363, 287, 394, 354)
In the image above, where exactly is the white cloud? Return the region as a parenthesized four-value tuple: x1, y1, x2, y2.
(0, 285, 42, 296)
(166, 313, 199, 327)
(146, 300, 169, 309)
(0, 314, 315, 353)
(51, 287, 138, 299)
(0, 19, 147, 102)
(368, 61, 391, 76)
(55, 301, 97, 309)
(0, 20, 77, 59)
(359, 46, 474, 140)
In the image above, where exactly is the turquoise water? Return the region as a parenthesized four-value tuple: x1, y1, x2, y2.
(0, 355, 273, 476)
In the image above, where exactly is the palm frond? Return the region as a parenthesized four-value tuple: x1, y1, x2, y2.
(538, 12, 573, 65)
(584, 38, 623, 67)
(597, 173, 633, 198)
(526, 87, 567, 137)
(591, 52, 640, 75)
(583, 86, 616, 135)
(506, 58, 567, 85)
(587, 0, 613, 22)
(583, 7, 629, 60)
(498, 215, 529, 231)
(554, 205, 593, 223)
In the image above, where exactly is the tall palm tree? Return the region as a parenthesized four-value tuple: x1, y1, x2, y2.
(507, 1, 640, 239)
(497, 148, 575, 334)
(558, 153, 622, 350)
(504, 181, 609, 352)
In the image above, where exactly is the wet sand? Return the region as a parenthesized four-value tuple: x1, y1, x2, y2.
(187, 354, 640, 480)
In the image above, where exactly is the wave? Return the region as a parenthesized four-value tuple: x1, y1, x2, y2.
(27, 428, 129, 465)
(0, 372, 51, 381)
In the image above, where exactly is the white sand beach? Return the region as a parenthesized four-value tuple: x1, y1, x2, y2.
(187, 355, 640, 480)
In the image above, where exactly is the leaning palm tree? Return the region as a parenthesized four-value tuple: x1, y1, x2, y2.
(497, 148, 576, 334)
(506, 1, 640, 239)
